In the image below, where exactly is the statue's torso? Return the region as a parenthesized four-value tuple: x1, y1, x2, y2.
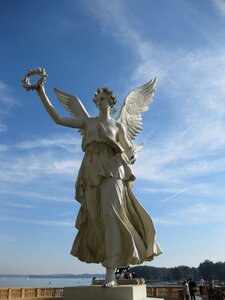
(82, 117, 120, 151)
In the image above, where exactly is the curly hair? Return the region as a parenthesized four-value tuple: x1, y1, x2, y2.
(93, 87, 117, 107)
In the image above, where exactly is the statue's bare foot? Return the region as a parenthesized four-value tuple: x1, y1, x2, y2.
(103, 267, 117, 287)
(103, 280, 117, 287)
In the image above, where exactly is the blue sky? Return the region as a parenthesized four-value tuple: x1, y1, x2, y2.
(1, 0, 225, 275)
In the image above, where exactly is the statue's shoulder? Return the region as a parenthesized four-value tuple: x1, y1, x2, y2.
(84, 116, 98, 127)
(85, 116, 97, 122)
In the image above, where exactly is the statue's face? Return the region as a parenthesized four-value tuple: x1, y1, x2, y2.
(95, 92, 111, 111)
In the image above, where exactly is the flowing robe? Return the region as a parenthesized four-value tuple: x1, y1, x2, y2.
(70, 117, 162, 268)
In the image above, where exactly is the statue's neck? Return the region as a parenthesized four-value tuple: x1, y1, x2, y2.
(98, 109, 111, 122)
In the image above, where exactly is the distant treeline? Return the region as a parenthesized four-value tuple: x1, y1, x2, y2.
(130, 260, 225, 281)
(2, 260, 225, 281)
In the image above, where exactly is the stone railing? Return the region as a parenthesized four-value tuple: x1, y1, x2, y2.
(0, 288, 63, 300)
(146, 285, 183, 299)
(2, 285, 224, 300)
(0, 285, 181, 300)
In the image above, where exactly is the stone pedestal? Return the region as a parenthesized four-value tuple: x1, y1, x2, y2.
(64, 285, 147, 300)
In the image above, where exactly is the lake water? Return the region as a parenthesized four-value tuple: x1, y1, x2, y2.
(0, 277, 94, 288)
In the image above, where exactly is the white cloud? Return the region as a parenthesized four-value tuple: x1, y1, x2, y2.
(0, 80, 15, 107)
(0, 80, 16, 135)
(1, 202, 38, 209)
(129, 47, 225, 204)
(0, 144, 7, 151)
(154, 201, 225, 226)
(1, 1, 225, 235)
(160, 188, 187, 203)
(0, 134, 83, 185)
(0, 124, 7, 132)
(0, 153, 79, 183)
(85, 1, 225, 214)
(172, 202, 225, 225)
(213, 0, 225, 17)
(0, 216, 73, 227)
(0, 189, 71, 203)
(16, 134, 81, 151)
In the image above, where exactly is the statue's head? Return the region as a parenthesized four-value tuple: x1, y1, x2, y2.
(93, 87, 117, 113)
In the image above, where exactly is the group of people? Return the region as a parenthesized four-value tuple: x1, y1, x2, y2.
(115, 267, 135, 280)
(183, 278, 197, 300)
(183, 277, 215, 300)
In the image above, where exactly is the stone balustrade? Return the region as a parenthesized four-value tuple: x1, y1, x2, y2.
(1, 285, 224, 300)
(146, 285, 183, 299)
(0, 288, 63, 300)
(0, 286, 181, 300)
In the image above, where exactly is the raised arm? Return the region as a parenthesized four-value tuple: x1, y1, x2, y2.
(36, 85, 85, 129)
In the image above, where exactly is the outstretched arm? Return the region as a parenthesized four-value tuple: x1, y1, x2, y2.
(36, 85, 85, 129)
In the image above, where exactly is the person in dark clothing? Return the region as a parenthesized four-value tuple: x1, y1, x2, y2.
(189, 278, 197, 300)
(208, 277, 214, 300)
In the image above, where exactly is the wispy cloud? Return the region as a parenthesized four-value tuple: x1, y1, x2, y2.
(0, 216, 73, 227)
(0, 189, 72, 203)
(213, 0, 225, 17)
(16, 134, 81, 151)
(0, 153, 78, 184)
(0, 81, 15, 106)
(0, 80, 17, 134)
(160, 188, 187, 203)
(0, 235, 15, 243)
(154, 201, 225, 226)
(84, 1, 225, 226)
(0, 134, 82, 185)
(1, 202, 38, 209)
(173, 202, 225, 225)
(0, 124, 7, 132)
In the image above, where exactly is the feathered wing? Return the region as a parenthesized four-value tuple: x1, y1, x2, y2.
(117, 78, 156, 142)
(54, 88, 90, 135)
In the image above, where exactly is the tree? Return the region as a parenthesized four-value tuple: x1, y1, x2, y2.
(130, 260, 225, 281)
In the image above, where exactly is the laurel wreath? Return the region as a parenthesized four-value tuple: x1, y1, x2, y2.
(22, 68, 47, 91)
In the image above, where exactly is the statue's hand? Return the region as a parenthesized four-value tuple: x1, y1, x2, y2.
(127, 143, 143, 164)
(129, 153, 137, 164)
(22, 68, 47, 92)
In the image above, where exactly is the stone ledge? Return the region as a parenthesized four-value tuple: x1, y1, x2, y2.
(92, 278, 145, 285)
(64, 285, 147, 300)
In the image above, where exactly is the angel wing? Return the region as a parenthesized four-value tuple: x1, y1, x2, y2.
(54, 88, 90, 135)
(117, 78, 156, 142)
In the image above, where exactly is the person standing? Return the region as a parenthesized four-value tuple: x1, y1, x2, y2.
(199, 277, 205, 296)
(189, 278, 197, 300)
(183, 280, 190, 300)
(208, 277, 214, 300)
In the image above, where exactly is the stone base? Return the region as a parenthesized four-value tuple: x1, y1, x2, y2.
(92, 278, 145, 286)
(64, 285, 147, 300)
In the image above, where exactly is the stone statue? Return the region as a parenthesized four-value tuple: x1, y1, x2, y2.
(22, 68, 162, 287)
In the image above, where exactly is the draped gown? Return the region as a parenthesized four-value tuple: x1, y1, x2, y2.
(70, 117, 162, 268)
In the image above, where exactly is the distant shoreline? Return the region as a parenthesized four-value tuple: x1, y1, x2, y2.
(0, 274, 104, 279)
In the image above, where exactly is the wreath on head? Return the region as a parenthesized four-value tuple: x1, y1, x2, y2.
(22, 68, 47, 91)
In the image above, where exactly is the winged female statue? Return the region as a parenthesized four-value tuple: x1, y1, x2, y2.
(22, 69, 162, 287)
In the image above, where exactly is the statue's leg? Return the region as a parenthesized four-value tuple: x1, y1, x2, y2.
(103, 267, 117, 287)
